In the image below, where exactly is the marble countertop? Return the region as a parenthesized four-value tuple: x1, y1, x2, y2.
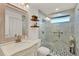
(0, 39, 41, 56)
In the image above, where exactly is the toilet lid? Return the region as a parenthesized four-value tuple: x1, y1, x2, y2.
(37, 47, 50, 55)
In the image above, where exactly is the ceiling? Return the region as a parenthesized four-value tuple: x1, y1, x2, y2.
(29, 3, 76, 16)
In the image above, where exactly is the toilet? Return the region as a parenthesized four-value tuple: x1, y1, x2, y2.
(37, 46, 50, 56)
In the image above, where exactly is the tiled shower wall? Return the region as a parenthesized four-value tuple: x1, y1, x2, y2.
(41, 22, 72, 55)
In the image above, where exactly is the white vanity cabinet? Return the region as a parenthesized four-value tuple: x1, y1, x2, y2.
(0, 39, 41, 56)
(12, 43, 38, 56)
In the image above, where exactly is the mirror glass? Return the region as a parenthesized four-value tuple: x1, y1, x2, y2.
(5, 8, 28, 38)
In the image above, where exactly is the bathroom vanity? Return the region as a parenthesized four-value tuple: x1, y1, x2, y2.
(0, 3, 41, 56)
(0, 39, 41, 56)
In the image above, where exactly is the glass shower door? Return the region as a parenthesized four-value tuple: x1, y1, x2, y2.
(40, 16, 73, 55)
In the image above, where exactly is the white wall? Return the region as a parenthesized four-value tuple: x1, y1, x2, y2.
(74, 4, 79, 55)
(27, 9, 39, 40)
(27, 8, 46, 40)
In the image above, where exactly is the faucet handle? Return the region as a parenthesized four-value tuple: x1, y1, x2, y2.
(15, 35, 21, 43)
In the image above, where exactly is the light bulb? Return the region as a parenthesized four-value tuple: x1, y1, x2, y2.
(26, 4, 29, 8)
(56, 8, 59, 11)
(45, 17, 50, 21)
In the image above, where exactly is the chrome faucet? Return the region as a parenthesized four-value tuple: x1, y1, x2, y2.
(15, 34, 21, 43)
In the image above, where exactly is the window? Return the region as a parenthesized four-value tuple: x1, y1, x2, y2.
(50, 15, 70, 23)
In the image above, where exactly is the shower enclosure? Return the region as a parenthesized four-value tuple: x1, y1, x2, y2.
(39, 15, 74, 56)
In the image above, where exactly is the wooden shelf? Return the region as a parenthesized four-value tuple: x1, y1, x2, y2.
(31, 26, 39, 28)
(31, 19, 39, 21)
